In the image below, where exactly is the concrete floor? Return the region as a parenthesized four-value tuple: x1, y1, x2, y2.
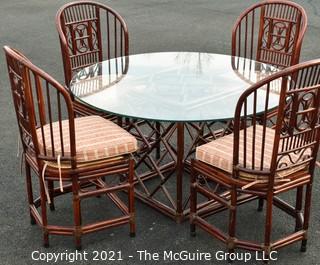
(1, 0, 320, 264)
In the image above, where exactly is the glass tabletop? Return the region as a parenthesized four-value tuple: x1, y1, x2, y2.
(70, 52, 280, 122)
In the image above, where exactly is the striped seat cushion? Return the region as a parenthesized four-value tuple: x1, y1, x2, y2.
(37, 116, 138, 163)
(196, 125, 307, 181)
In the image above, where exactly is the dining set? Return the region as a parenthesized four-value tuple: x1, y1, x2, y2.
(4, 0, 320, 262)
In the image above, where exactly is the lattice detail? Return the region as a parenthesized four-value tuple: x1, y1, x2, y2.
(128, 121, 179, 210)
(8, 62, 36, 153)
(258, 9, 299, 67)
(275, 66, 320, 172)
(125, 119, 235, 219)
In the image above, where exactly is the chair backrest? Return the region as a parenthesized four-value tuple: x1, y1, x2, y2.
(232, 0, 307, 69)
(56, 0, 129, 86)
(233, 59, 320, 183)
(4, 46, 77, 168)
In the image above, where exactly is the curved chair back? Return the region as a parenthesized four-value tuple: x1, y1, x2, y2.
(56, 1, 129, 85)
(232, 0, 307, 69)
(4, 46, 77, 169)
(233, 59, 320, 184)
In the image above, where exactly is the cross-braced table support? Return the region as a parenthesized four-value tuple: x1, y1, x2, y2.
(126, 119, 257, 223)
(127, 120, 182, 221)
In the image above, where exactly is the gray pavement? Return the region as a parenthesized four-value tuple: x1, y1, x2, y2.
(1, 1, 320, 264)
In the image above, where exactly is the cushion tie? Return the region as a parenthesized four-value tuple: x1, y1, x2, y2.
(17, 133, 21, 158)
(17, 134, 26, 179)
(241, 177, 291, 190)
(41, 154, 63, 204)
(57, 155, 63, 192)
(241, 180, 262, 190)
(20, 152, 25, 178)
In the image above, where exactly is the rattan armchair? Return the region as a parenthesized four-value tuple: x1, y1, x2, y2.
(198, 1, 307, 149)
(230, 1, 309, 213)
(4, 46, 137, 250)
(190, 59, 320, 258)
(56, 0, 129, 118)
(56, 0, 162, 158)
(232, 0, 307, 122)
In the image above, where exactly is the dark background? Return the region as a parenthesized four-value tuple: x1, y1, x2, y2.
(1, 1, 320, 264)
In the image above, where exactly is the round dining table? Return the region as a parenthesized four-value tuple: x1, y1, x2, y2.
(70, 52, 279, 222)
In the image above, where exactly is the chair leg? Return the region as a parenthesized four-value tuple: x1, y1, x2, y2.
(190, 165, 197, 237)
(263, 191, 274, 263)
(301, 183, 312, 252)
(48, 180, 55, 211)
(39, 175, 49, 247)
(295, 187, 303, 232)
(257, 198, 264, 212)
(228, 185, 237, 254)
(128, 159, 136, 237)
(25, 162, 36, 225)
(72, 178, 82, 250)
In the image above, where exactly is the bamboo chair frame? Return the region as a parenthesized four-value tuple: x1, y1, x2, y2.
(4, 46, 135, 250)
(190, 58, 320, 258)
(232, 0, 307, 122)
(232, 0, 307, 69)
(198, 1, 307, 154)
(56, 1, 162, 157)
(56, 0, 129, 118)
(230, 1, 309, 213)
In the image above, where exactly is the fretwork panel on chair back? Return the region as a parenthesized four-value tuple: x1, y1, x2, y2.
(233, 60, 320, 183)
(4, 46, 76, 168)
(56, 1, 129, 85)
(232, 0, 307, 69)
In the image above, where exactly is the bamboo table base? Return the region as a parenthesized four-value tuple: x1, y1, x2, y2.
(126, 120, 256, 223)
